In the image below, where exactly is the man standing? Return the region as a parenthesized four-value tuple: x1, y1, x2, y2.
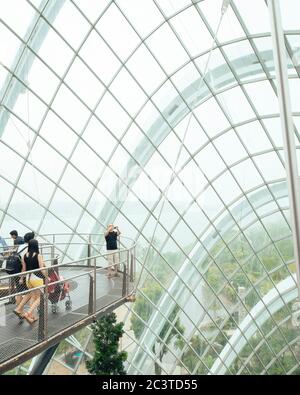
(9, 230, 24, 246)
(104, 224, 121, 278)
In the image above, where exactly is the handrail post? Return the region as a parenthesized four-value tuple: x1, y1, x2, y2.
(38, 276, 48, 342)
(93, 257, 96, 314)
(87, 235, 91, 267)
(88, 274, 94, 315)
(122, 262, 127, 297)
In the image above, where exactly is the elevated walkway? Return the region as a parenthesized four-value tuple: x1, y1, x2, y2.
(0, 234, 136, 374)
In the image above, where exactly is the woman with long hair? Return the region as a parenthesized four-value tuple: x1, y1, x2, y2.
(14, 239, 47, 324)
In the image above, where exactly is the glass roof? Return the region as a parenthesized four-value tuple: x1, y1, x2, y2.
(1, 0, 300, 375)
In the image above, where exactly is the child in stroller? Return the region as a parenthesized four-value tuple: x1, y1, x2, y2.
(47, 268, 72, 313)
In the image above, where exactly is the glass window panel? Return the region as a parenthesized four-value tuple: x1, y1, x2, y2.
(244, 81, 279, 116)
(171, 63, 202, 105)
(194, 144, 226, 180)
(158, 132, 189, 169)
(2, 114, 35, 156)
(110, 68, 147, 116)
(288, 79, 300, 113)
(231, 159, 264, 191)
(183, 203, 209, 236)
(244, 222, 272, 252)
(194, 97, 230, 137)
(234, 0, 270, 34)
(146, 23, 189, 75)
(97, 166, 119, 201)
(153, 199, 178, 231)
(223, 40, 265, 82)
(0, 22, 23, 69)
(170, 7, 213, 57)
(167, 177, 192, 214)
(30, 137, 66, 182)
(79, 30, 121, 85)
(76, 210, 98, 234)
(0, 0, 38, 40)
(109, 144, 130, 176)
(71, 140, 104, 184)
(200, 0, 246, 43)
(7, 189, 45, 231)
(214, 131, 247, 165)
(262, 117, 283, 147)
(39, 211, 73, 234)
(117, 0, 164, 38)
(261, 212, 291, 240)
(19, 51, 60, 104)
(52, 1, 90, 50)
(95, 92, 131, 139)
(52, 84, 91, 132)
(0, 177, 13, 211)
(126, 44, 166, 96)
(65, 57, 104, 109)
(217, 86, 255, 124)
(237, 121, 273, 154)
(0, 142, 23, 183)
(131, 171, 161, 205)
(195, 48, 236, 92)
(37, 21, 74, 77)
(5, 78, 47, 130)
(73, 0, 111, 24)
(280, 0, 300, 30)
(49, 188, 83, 229)
(40, 111, 78, 158)
(135, 101, 170, 142)
(144, 152, 172, 190)
(157, 0, 191, 18)
(120, 195, 148, 230)
(96, 3, 140, 61)
(82, 117, 117, 162)
(179, 160, 207, 198)
(121, 124, 144, 153)
(200, 185, 224, 220)
(213, 171, 242, 205)
(254, 152, 286, 182)
(60, 165, 93, 205)
(17, 163, 55, 207)
(175, 114, 208, 154)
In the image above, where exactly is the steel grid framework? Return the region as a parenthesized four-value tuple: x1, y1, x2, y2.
(1, 0, 300, 375)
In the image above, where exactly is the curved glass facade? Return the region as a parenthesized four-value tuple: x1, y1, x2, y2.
(1, 0, 300, 374)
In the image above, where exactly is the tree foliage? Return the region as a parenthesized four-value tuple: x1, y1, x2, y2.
(86, 312, 127, 375)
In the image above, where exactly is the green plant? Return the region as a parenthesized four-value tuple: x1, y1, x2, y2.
(86, 312, 127, 375)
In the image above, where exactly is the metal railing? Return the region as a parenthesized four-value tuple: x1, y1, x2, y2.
(0, 234, 136, 373)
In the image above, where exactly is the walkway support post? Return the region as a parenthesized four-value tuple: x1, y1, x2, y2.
(268, 0, 300, 299)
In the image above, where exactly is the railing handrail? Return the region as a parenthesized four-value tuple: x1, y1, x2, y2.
(0, 234, 136, 283)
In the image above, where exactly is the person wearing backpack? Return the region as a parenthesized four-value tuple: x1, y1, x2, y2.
(14, 239, 47, 324)
(4, 231, 35, 306)
(9, 230, 24, 245)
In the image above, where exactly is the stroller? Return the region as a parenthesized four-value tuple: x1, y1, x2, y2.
(47, 269, 72, 314)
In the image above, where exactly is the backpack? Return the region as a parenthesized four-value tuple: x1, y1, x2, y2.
(6, 251, 22, 274)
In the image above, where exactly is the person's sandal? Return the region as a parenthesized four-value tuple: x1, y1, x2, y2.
(13, 310, 24, 320)
(23, 312, 35, 324)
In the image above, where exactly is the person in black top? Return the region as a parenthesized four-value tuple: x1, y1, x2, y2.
(14, 239, 46, 324)
(10, 230, 24, 245)
(105, 224, 121, 278)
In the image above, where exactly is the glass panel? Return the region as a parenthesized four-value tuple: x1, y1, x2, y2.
(65, 57, 105, 109)
(146, 23, 189, 75)
(96, 3, 140, 61)
(194, 97, 230, 137)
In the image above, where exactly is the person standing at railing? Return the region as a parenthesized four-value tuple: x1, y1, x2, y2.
(104, 224, 121, 278)
(9, 230, 24, 246)
(14, 239, 47, 324)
